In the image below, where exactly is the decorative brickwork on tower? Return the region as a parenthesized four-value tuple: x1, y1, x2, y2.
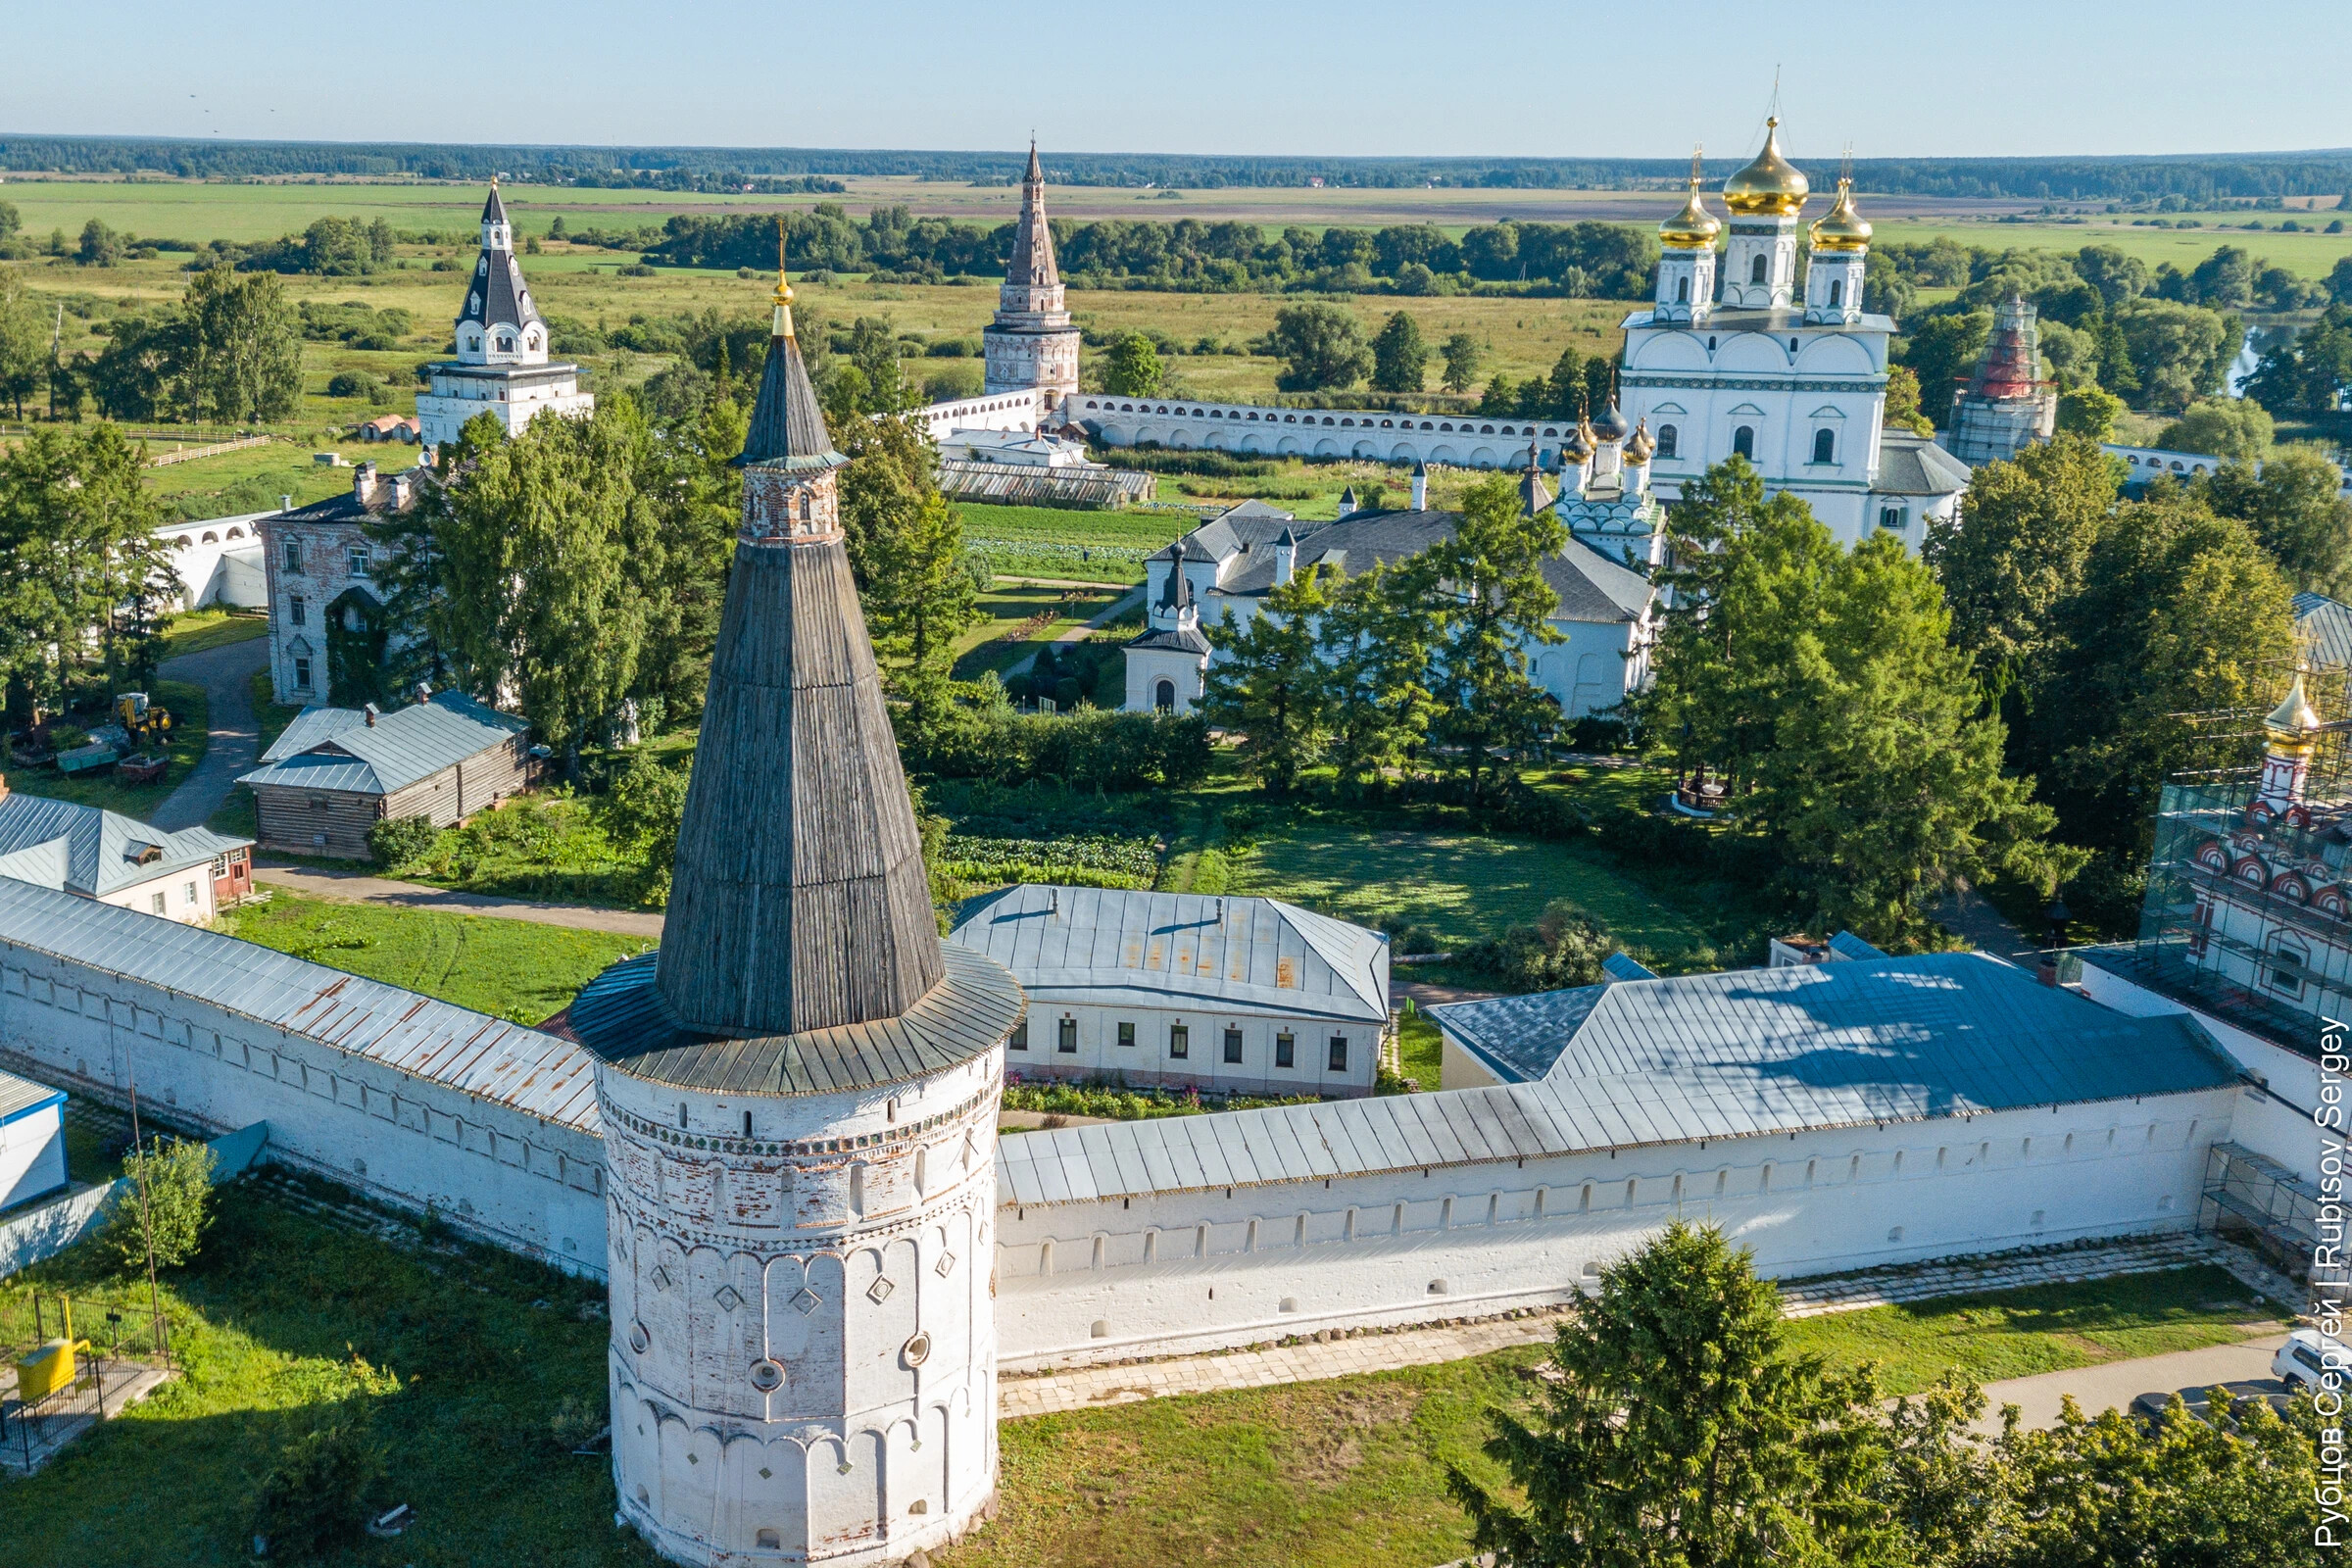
(981, 144, 1080, 408)
(1945, 294, 2059, 466)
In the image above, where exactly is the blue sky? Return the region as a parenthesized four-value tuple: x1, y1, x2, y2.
(14, 0, 2347, 160)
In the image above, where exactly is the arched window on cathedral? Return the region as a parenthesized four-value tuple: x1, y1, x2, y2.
(1750, 254, 1768, 285)
(1828, 279, 1843, 307)
(1154, 679, 1175, 712)
(1733, 425, 1755, 460)
(1812, 428, 1837, 465)
(1656, 424, 1679, 460)
(1676, 275, 1690, 303)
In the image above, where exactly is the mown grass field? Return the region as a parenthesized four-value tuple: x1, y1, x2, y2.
(156, 608, 269, 660)
(219, 891, 643, 1025)
(1228, 817, 1724, 972)
(0, 1145, 2283, 1568)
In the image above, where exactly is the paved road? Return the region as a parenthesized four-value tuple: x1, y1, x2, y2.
(150, 633, 270, 833)
(1935, 878, 2036, 961)
(1969, 1332, 2290, 1434)
(253, 860, 665, 939)
(1004, 583, 1145, 679)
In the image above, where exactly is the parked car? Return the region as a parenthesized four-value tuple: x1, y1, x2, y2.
(2274, 1328, 2346, 1391)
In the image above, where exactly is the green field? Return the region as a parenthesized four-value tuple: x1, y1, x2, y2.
(950, 582, 1127, 680)
(1228, 817, 1724, 972)
(156, 608, 269, 660)
(959, 502, 1191, 585)
(219, 891, 642, 1025)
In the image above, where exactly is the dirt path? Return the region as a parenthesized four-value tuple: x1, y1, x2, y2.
(150, 634, 269, 833)
(252, 860, 665, 939)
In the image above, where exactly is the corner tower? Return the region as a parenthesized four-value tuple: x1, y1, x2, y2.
(981, 143, 1081, 408)
(571, 258, 1026, 1568)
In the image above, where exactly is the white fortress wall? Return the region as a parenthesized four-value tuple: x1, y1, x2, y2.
(991, 1090, 2236, 1371)
(915, 389, 1046, 444)
(0, 884, 609, 1273)
(1072, 396, 1583, 469)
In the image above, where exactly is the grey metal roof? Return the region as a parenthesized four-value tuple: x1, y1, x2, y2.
(948, 885, 1390, 1024)
(0, 1064, 65, 1125)
(1601, 952, 1657, 981)
(2296, 593, 2352, 670)
(996, 953, 2236, 1207)
(1542, 538, 1652, 625)
(1004, 141, 1061, 289)
(237, 693, 527, 798)
(569, 946, 1024, 1098)
(0, 836, 69, 892)
(1876, 432, 1972, 497)
(1125, 623, 1211, 655)
(0, 877, 602, 1133)
(0, 792, 251, 898)
(458, 188, 542, 337)
(736, 324, 847, 471)
(1828, 930, 1889, 961)
(260, 706, 368, 764)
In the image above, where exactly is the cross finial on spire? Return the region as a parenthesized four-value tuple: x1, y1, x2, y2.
(1689, 143, 1705, 189)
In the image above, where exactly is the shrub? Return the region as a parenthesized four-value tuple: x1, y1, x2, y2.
(1457, 899, 1615, 992)
(367, 814, 442, 871)
(250, 1411, 382, 1559)
(103, 1135, 217, 1272)
(606, 753, 690, 906)
(902, 706, 1211, 791)
(324, 371, 377, 399)
(616, 262, 656, 277)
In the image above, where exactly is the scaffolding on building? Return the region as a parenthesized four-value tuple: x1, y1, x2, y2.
(2200, 1142, 2349, 1298)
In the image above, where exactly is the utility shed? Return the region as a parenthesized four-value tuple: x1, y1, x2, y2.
(237, 692, 533, 858)
(949, 884, 1391, 1097)
(0, 1065, 67, 1212)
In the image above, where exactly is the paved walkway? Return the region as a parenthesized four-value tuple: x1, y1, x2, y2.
(150, 633, 270, 833)
(1004, 583, 1145, 679)
(996, 1235, 2293, 1420)
(1971, 1333, 2290, 1434)
(252, 861, 665, 939)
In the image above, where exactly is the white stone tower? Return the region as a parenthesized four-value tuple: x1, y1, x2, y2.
(981, 143, 1080, 408)
(1803, 177, 1870, 325)
(415, 180, 594, 448)
(1718, 119, 1809, 310)
(1652, 151, 1721, 324)
(572, 260, 1026, 1568)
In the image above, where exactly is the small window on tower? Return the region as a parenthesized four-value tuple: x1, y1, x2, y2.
(1733, 425, 1755, 461)
(1676, 275, 1690, 303)
(1812, 428, 1837, 465)
(1828, 279, 1843, 307)
(1750, 254, 1768, 284)
(1657, 424, 1679, 460)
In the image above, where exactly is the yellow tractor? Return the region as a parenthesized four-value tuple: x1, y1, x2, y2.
(115, 691, 174, 749)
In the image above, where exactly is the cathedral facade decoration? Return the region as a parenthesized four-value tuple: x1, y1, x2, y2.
(415, 182, 595, 450)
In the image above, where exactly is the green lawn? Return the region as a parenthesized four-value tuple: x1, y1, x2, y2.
(942, 1264, 2279, 1568)
(219, 892, 642, 1026)
(0, 1178, 655, 1568)
(1228, 818, 1721, 972)
(159, 609, 269, 662)
(23, 677, 208, 822)
(950, 583, 1123, 680)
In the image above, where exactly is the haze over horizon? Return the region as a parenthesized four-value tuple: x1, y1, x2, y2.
(14, 0, 2348, 167)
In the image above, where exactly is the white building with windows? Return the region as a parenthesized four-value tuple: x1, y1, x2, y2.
(1619, 122, 1969, 549)
(947, 886, 1392, 1099)
(154, 514, 269, 612)
(414, 182, 594, 450)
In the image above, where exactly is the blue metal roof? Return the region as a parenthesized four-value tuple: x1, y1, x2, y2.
(949, 884, 1390, 1024)
(239, 692, 527, 797)
(1828, 930, 1889, 961)
(0, 791, 251, 897)
(0, 878, 603, 1134)
(1601, 952, 1658, 982)
(999, 953, 2236, 1206)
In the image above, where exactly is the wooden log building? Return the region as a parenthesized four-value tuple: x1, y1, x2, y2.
(236, 692, 534, 858)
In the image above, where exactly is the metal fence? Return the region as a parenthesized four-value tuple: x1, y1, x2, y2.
(0, 1288, 172, 1475)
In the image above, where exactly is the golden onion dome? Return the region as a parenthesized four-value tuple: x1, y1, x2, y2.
(1567, 416, 1596, 459)
(2268, 671, 2323, 749)
(1722, 117, 1810, 217)
(1626, 418, 1656, 464)
(1658, 177, 1722, 249)
(1809, 178, 1872, 252)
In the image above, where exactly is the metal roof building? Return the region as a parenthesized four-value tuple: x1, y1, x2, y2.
(998, 952, 2236, 1207)
(948, 885, 1390, 1025)
(0, 788, 250, 899)
(0, 875, 600, 1135)
(239, 692, 529, 797)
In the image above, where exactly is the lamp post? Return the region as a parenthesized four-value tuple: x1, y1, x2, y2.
(2044, 897, 2072, 951)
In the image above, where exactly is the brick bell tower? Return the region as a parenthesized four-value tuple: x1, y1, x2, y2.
(981, 142, 1080, 409)
(569, 255, 1027, 1568)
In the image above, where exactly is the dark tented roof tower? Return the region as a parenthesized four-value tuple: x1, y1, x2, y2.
(568, 256, 1021, 1091)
